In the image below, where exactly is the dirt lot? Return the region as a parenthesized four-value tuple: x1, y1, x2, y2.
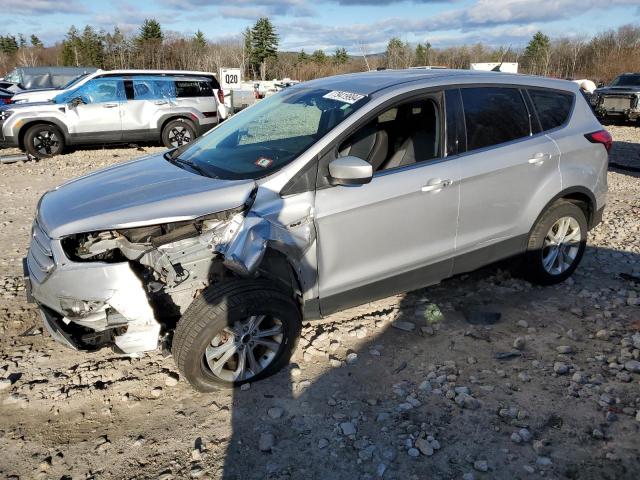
(0, 128, 639, 480)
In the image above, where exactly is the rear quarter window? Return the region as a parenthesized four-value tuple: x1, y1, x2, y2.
(461, 87, 531, 151)
(175, 80, 214, 98)
(528, 89, 574, 131)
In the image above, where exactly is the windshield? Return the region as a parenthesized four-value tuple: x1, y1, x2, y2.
(59, 73, 90, 90)
(611, 74, 640, 87)
(172, 87, 367, 180)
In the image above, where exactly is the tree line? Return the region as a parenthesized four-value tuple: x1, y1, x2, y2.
(1, 19, 639, 84)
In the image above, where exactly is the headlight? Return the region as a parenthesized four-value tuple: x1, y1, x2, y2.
(0, 109, 13, 121)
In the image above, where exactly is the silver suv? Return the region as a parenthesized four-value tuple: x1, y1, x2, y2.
(0, 72, 223, 157)
(24, 70, 610, 391)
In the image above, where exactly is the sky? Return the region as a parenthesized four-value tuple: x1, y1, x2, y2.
(2, 0, 639, 53)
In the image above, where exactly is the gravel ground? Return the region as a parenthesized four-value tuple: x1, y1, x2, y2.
(0, 127, 639, 480)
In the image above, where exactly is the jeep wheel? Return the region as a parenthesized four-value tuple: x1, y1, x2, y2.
(162, 119, 196, 148)
(24, 124, 65, 158)
(172, 280, 301, 391)
(522, 200, 587, 285)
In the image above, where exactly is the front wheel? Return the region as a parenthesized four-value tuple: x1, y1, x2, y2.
(23, 124, 65, 158)
(521, 200, 587, 285)
(172, 280, 301, 391)
(161, 118, 196, 148)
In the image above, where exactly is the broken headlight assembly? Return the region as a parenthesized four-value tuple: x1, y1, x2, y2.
(60, 297, 105, 317)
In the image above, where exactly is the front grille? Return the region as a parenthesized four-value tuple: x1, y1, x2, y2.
(602, 96, 633, 111)
(27, 218, 55, 283)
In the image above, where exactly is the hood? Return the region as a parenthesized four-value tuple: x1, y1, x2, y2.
(38, 152, 256, 238)
(595, 85, 640, 95)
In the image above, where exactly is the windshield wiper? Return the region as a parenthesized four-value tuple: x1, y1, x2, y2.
(164, 152, 214, 178)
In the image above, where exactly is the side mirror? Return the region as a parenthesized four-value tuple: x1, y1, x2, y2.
(328, 156, 372, 186)
(68, 96, 86, 108)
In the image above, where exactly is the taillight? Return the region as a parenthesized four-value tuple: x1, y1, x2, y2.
(217, 89, 224, 104)
(584, 130, 613, 153)
(0, 98, 10, 105)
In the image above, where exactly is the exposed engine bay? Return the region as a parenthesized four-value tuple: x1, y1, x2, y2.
(50, 191, 316, 354)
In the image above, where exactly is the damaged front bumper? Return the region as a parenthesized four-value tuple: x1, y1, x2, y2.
(24, 222, 160, 354)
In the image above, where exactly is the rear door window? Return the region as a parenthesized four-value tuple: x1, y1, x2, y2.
(460, 87, 531, 151)
(175, 80, 214, 98)
(528, 89, 573, 131)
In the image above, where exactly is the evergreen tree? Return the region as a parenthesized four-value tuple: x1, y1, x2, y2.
(523, 31, 550, 74)
(415, 42, 431, 66)
(61, 26, 81, 65)
(0, 35, 18, 55)
(138, 18, 163, 42)
(250, 17, 278, 80)
(311, 49, 327, 64)
(194, 30, 206, 50)
(333, 47, 348, 64)
(18, 34, 26, 48)
(385, 37, 410, 69)
(297, 49, 309, 63)
(30, 35, 43, 48)
(81, 25, 105, 67)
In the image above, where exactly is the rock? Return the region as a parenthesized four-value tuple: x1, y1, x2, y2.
(290, 367, 302, 377)
(151, 387, 163, 397)
(523, 465, 535, 474)
(624, 360, 640, 373)
(513, 337, 526, 350)
(536, 457, 552, 466)
(407, 448, 420, 457)
(463, 473, 475, 480)
(392, 321, 416, 332)
(381, 447, 397, 462)
(473, 460, 489, 472)
(553, 362, 569, 375)
(240, 383, 251, 391)
(517, 320, 529, 328)
(259, 433, 275, 452)
(190, 465, 205, 478)
(0, 379, 12, 391)
(595, 329, 610, 340)
(267, 407, 284, 419)
(572, 372, 587, 384)
(510, 432, 522, 444)
(415, 437, 434, 456)
(424, 303, 444, 324)
(519, 428, 532, 443)
(533, 440, 551, 456)
(345, 352, 358, 365)
(592, 428, 604, 439)
(340, 422, 357, 436)
(318, 438, 329, 449)
(164, 373, 179, 387)
(556, 345, 573, 354)
(518, 371, 531, 382)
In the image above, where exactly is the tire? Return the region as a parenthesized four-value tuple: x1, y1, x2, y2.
(161, 118, 196, 148)
(521, 200, 587, 285)
(172, 280, 301, 391)
(23, 124, 65, 158)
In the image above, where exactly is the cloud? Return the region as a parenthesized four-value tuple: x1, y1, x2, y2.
(160, 0, 314, 17)
(3, 0, 88, 15)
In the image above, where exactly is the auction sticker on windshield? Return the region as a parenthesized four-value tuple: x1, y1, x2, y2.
(255, 157, 273, 168)
(323, 90, 365, 104)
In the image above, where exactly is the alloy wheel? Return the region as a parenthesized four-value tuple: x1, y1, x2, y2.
(32, 130, 61, 155)
(204, 315, 284, 382)
(168, 126, 192, 147)
(542, 216, 582, 275)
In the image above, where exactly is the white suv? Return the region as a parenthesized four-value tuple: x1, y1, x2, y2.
(0, 72, 226, 157)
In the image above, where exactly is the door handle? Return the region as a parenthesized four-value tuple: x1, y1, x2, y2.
(421, 179, 452, 192)
(102, 103, 118, 108)
(528, 152, 550, 166)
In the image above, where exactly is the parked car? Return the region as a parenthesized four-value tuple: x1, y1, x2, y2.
(0, 88, 12, 105)
(0, 66, 98, 92)
(24, 69, 609, 390)
(591, 72, 640, 123)
(0, 73, 225, 156)
(10, 69, 226, 118)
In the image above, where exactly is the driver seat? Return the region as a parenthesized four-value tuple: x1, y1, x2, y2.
(339, 125, 388, 171)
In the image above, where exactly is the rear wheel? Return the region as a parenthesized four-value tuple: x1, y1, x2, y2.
(24, 124, 65, 158)
(172, 280, 301, 391)
(162, 118, 196, 148)
(521, 200, 587, 285)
